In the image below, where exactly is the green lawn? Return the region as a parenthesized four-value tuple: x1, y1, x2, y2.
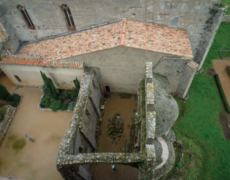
(172, 22, 230, 179)
(222, 0, 230, 14)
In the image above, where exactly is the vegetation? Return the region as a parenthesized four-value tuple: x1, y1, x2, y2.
(0, 83, 21, 107)
(214, 74, 230, 112)
(0, 83, 11, 101)
(0, 107, 7, 122)
(222, 0, 230, 14)
(40, 75, 80, 111)
(40, 71, 57, 99)
(171, 22, 230, 180)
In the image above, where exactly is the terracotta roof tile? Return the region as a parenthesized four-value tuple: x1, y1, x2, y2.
(17, 19, 193, 61)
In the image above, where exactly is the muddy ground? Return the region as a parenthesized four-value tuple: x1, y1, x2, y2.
(0, 87, 72, 180)
(91, 94, 138, 180)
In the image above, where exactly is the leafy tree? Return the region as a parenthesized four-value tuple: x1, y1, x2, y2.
(40, 71, 57, 99)
(0, 83, 11, 101)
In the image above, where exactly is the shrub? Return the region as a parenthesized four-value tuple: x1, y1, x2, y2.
(0, 83, 11, 101)
(9, 94, 21, 107)
(214, 74, 230, 112)
(40, 96, 50, 107)
(68, 101, 76, 111)
(61, 103, 68, 111)
(56, 100, 62, 110)
(177, 162, 182, 169)
(70, 89, 79, 100)
(50, 101, 58, 112)
(0, 107, 7, 121)
(227, 66, 230, 77)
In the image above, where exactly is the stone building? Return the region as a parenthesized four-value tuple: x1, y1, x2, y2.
(0, 0, 227, 97)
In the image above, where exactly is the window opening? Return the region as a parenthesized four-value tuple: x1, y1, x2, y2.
(61, 4, 76, 31)
(14, 75, 22, 82)
(17, 5, 35, 30)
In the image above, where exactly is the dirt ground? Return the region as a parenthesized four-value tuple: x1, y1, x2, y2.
(91, 94, 138, 180)
(0, 87, 72, 180)
(219, 111, 230, 141)
(213, 60, 230, 106)
(0, 76, 17, 94)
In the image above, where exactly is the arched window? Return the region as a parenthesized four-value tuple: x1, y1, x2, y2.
(61, 4, 76, 31)
(17, 5, 35, 30)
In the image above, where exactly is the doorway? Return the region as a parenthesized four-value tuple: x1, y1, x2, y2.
(105, 86, 110, 92)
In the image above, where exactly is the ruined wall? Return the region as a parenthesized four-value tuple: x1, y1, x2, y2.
(0, 64, 84, 88)
(0, 0, 222, 58)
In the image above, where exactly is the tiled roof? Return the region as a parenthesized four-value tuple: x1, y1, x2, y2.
(18, 19, 193, 61)
(0, 55, 84, 68)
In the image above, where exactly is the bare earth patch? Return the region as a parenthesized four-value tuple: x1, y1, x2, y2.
(218, 111, 230, 141)
(206, 67, 216, 77)
(0, 87, 72, 180)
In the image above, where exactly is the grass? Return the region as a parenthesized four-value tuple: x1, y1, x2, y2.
(12, 138, 26, 150)
(172, 22, 230, 180)
(222, 0, 230, 14)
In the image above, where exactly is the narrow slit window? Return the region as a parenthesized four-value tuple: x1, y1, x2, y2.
(14, 75, 22, 82)
(61, 4, 76, 31)
(17, 5, 35, 30)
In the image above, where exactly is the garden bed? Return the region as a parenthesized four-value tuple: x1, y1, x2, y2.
(39, 87, 77, 112)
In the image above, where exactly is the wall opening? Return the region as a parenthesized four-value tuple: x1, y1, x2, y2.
(17, 5, 35, 30)
(105, 86, 110, 92)
(61, 4, 76, 32)
(14, 75, 22, 82)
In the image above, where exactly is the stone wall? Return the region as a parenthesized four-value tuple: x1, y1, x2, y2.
(152, 57, 188, 93)
(0, 105, 17, 145)
(0, 0, 222, 59)
(222, 15, 230, 22)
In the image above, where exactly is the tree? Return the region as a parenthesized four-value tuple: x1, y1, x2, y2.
(0, 83, 11, 101)
(73, 77, 80, 93)
(40, 71, 57, 99)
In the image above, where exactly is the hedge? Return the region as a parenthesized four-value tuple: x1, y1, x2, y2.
(214, 74, 230, 113)
(226, 66, 230, 77)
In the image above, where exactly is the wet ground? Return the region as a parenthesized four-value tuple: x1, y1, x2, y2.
(213, 60, 230, 106)
(91, 94, 138, 180)
(0, 87, 72, 180)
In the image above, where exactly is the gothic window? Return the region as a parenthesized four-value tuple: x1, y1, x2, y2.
(17, 5, 35, 30)
(61, 4, 76, 31)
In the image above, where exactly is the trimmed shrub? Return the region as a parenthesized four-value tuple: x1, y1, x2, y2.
(61, 103, 68, 111)
(40, 96, 50, 107)
(9, 94, 21, 107)
(68, 101, 76, 111)
(0, 83, 11, 101)
(56, 100, 62, 110)
(214, 74, 230, 112)
(50, 101, 58, 112)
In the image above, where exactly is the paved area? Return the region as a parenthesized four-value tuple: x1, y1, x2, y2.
(0, 76, 16, 94)
(0, 87, 72, 180)
(18, 19, 193, 61)
(213, 60, 230, 106)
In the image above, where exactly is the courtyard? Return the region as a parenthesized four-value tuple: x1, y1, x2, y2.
(0, 84, 72, 180)
(91, 94, 138, 180)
